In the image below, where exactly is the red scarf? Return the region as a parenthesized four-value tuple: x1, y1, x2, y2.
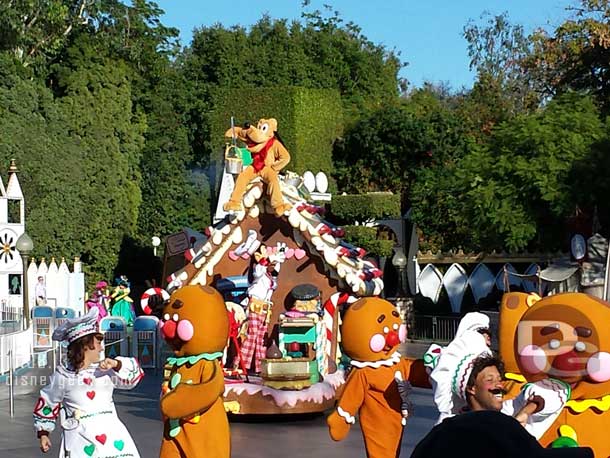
(251, 137, 276, 172)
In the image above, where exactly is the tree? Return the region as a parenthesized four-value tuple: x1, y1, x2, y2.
(49, 35, 146, 277)
(333, 89, 472, 211)
(0, 0, 93, 67)
(463, 12, 540, 120)
(454, 92, 605, 251)
(522, 0, 610, 113)
(182, 7, 404, 166)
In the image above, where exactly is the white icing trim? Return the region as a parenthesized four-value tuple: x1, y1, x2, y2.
(350, 352, 401, 369)
(337, 406, 356, 424)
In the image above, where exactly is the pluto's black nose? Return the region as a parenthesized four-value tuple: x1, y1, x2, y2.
(243, 122, 251, 129)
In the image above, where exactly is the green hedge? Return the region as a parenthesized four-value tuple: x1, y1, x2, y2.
(343, 225, 394, 258)
(331, 192, 401, 222)
(209, 86, 343, 193)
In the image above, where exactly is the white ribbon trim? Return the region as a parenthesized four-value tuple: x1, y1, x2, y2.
(337, 406, 356, 424)
(350, 352, 401, 369)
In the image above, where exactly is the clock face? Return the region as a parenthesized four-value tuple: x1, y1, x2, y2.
(0, 228, 18, 268)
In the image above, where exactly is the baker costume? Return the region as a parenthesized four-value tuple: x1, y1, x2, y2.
(423, 312, 491, 375)
(33, 308, 144, 457)
(430, 329, 570, 439)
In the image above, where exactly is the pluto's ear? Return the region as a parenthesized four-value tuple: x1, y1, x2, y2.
(266, 118, 278, 131)
(499, 292, 531, 374)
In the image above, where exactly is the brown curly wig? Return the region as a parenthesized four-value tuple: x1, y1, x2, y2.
(67, 333, 103, 372)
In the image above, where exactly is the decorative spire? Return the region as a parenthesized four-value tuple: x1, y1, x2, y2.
(8, 159, 17, 173)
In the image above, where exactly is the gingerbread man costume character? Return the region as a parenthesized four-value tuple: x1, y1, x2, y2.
(223, 118, 292, 217)
(159, 285, 230, 458)
(327, 297, 429, 458)
(499, 292, 610, 455)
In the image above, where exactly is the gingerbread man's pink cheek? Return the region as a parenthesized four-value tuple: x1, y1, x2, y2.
(398, 324, 407, 343)
(586, 352, 610, 382)
(177, 320, 194, 342)
(518, 344, 547, 374)
(369, 334, 385, 352)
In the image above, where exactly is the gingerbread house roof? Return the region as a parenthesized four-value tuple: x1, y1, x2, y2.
(167, 175, 384, 297)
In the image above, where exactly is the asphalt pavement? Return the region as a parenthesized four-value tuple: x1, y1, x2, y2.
(0, 346, 437, 457)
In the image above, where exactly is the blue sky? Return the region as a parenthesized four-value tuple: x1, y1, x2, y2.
(155, 0, 574, 90)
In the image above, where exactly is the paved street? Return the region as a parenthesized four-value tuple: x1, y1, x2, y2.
(0, 366, 437, 457)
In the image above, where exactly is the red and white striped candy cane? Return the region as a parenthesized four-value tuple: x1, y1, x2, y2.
(319, 292, 356, 376)
(140, 287, 170, 315)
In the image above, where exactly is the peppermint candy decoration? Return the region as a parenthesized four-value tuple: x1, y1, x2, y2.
(140, 287, 170, 315)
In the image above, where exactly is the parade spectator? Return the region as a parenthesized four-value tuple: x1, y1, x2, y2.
(410, 410, 593, 458)
(35, 276, 47, 306)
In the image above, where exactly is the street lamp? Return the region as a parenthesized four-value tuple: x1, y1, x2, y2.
(392, 248, 407, 297)
(16, 231, 33, 328)
(392, 247, 416, 340)
(151, 236, 161, 257)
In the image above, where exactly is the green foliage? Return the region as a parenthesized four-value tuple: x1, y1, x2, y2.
(420, 92, 605, 252)
(209, 86, 343, 192)
(0, 0, 90, 68)
(333, 94, 473, 208)
(522, 0, 610, 113)
(463, 12, 538, 114)
(0, 56, 145, 278)
(4, 0, 610, 282)
(331, 193, 401, 222)
(342, 225, 394, 258)
(186, 10, 402, 110)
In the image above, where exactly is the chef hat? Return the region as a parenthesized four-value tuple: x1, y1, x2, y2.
(423, 312, 490, 375)
(52, 308, 100, 344)
(430, 330, 491, 420)
(454, 312, 490, 340)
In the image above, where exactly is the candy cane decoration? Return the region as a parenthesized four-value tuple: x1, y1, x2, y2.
(321, 292, 357, 375)
(140, 287, 170, 315)
(316, 320, 328, 377)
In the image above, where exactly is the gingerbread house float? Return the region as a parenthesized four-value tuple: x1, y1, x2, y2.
(165, 171, 384, 414)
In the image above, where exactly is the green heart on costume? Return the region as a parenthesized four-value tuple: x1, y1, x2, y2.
(114, 440, 125, 451)
(84, 444, 95, 456)
(42, 406, 52, 415)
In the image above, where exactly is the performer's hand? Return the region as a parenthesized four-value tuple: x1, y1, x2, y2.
(39, 435, 51, 453)
(514, 395, 542, 426)
(99, 358, 119, 370)
(327, 411, 351, 441)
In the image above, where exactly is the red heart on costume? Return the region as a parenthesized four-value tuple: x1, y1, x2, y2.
(95, 434, 107, 445)
(86, 391, 96, 400)
(83, 378, 93, 385)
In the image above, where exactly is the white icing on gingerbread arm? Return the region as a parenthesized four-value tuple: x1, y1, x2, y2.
(337, 406, 356, 424)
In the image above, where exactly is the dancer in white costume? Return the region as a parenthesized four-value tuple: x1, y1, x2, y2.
(33, 308, 144, 457)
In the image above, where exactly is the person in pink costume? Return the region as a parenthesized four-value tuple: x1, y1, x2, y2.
(86, 281, 109, 323)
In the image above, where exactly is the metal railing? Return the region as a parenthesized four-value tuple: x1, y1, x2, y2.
(0, 326, 33, 375)
(410, 314, 461, 343)
(0, 299, 23, 330)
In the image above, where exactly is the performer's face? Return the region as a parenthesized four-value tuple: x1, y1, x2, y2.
(90, 334, 104, 356)
(467, 366, 504, 412)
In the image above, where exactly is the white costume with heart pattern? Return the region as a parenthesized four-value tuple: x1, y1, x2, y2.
(33, 357, 143, 458)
